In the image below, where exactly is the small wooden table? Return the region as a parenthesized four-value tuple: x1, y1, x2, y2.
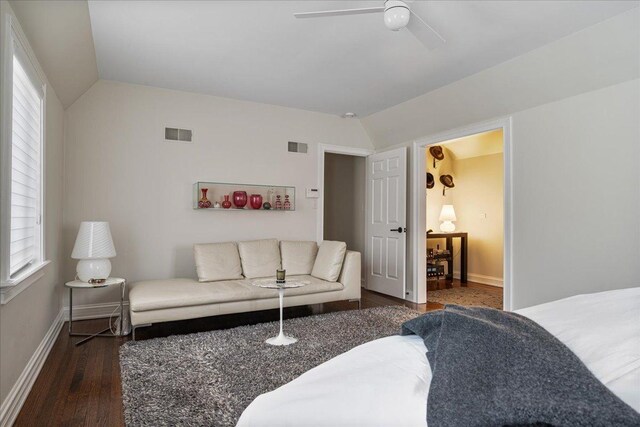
(427, 232, 468, 284)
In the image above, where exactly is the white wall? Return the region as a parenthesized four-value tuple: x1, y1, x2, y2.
(368, 8, 639, 308)
(400, 79, 640, 309)
(0, 0, 64, 409)
(63, 80, 373, 306)
(510, 79, 639, 308)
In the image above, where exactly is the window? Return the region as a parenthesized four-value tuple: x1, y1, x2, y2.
(1, 23, 46, 290)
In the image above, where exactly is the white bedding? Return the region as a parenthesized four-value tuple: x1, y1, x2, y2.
(237, 287, 640, 426)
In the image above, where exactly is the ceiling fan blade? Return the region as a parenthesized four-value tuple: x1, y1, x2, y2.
(406, 9, 446, 50)
(294, 7, 384, 19)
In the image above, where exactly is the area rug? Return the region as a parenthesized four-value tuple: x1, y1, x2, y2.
(428, 287, 503, 309)
(120, 306, 419, 426)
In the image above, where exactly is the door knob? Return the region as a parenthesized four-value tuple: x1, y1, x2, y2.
(390, 227, 406, 233)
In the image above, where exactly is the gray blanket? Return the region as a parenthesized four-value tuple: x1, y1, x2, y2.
(401, 305, 640, 427)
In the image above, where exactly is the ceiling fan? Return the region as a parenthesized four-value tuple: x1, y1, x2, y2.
(293, 0, 445, 50)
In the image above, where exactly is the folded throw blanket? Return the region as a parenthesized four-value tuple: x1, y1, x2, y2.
(401, 305, 640, 427)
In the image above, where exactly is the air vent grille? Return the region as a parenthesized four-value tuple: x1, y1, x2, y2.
(165, 127, 193, 143)
(288, 141, 308, 153)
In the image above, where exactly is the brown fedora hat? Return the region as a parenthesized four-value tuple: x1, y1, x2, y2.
(426, 173, 434, 189)
(429, 146, 444, 161)
(440, 174, 455, 188)
(440, 174, 454, 195)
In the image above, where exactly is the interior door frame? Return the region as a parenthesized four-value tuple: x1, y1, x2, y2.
(412, 117, 513, 310)
(316, 143, 374, 254)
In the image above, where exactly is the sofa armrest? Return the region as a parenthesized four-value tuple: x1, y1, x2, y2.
(339, 250, 362, 300)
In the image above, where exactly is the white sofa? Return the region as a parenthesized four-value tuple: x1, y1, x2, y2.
(128, 239, 361, 339)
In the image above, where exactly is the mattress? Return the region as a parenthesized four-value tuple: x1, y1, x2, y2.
(237, 287, 640, 426)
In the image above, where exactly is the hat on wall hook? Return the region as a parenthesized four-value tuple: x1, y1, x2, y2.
(426, 173, 434, 189)
(440, 174, 455, 196)
(429, 146, 445, 168)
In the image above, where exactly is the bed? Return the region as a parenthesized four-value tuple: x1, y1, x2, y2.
(237, 287, 640, 426)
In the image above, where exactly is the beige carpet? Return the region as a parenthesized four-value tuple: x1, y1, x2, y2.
(428, 287, 503, 309)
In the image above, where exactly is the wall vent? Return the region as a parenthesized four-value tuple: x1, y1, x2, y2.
(165, 127, 193, 143)
(288, 141, 308, 153)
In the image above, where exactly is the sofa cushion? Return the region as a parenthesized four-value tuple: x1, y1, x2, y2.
(128, 276, 343, 312)
(194, 242, 244, 282)
(280, 241, 318, 275)
(238, 239, 281, 279)
(311, 241, 347, 282)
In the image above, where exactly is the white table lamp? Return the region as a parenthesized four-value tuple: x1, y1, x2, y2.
(71, 221, 116, 283)
(439, 205, 457, 233)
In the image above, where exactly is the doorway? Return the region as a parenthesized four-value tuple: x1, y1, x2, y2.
(426, 129, 504, 309)
(323, 153, 366, 257)
(317, 144, 373, 289)
(412, 118, 513, 310)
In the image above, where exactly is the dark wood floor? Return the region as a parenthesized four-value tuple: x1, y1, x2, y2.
(15, 282, 500, 426)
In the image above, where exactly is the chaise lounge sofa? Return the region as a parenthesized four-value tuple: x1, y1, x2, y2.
(128, 239, 361, 339)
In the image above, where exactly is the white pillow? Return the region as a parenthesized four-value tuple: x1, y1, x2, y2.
(238, 239, 282, 279)
(194, 242, 243, 282)
(311, 241, 347, 282)
(280, 241, 318, 276)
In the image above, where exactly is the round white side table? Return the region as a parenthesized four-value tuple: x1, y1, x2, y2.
(65, 277, 127, 346)
(250, 279, 309, 346)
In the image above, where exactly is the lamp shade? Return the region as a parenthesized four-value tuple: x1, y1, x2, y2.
(439, 205, 457, 222)
(71, 222, 116, 259)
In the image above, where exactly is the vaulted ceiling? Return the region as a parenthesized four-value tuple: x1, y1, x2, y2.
(10, 1, 639, 114)
(9, 0, 98, 108)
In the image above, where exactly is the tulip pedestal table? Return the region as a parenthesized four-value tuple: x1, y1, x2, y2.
(249, 279, 309, 346)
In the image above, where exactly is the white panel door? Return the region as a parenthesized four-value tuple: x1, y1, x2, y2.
(366, 147, 407, 298)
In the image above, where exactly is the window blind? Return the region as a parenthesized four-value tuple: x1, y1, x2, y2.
(9, 54, 42, 276)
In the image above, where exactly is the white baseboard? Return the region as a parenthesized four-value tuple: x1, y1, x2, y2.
(453, 271, 503, 287)
(0, 308, 64, 427)
(63, 301, 129, 321)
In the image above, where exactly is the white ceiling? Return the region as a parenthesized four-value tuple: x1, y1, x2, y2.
(443, 129, 503, 160)
(87, 0, 637, 116)
(9, 0, 98, 108)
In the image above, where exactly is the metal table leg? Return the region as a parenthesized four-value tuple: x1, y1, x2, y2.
(68, 286, 114, 346)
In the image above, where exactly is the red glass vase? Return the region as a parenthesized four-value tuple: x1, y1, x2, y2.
(233, 191, 248, 209)
(222, 195, 232, 209)
(198, 188, 212, 208)
(249, 194, 263, 209)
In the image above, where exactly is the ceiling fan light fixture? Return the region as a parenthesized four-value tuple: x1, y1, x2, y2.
(384, 0, 410, 31)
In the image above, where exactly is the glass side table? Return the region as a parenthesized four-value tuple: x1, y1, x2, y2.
(250, 278, 309, 346)
(65, 277, 128, 346)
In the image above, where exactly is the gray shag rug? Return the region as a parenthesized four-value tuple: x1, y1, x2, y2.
(427, 287, 503, 309)
(120, 306, 419, 426)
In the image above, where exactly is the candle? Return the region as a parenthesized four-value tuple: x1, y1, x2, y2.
(276, 269, 286, 283)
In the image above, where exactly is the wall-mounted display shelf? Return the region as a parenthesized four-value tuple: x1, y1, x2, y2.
(194, 181, 295, 211)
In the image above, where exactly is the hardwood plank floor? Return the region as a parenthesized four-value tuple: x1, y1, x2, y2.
(14, 284, 500, 425)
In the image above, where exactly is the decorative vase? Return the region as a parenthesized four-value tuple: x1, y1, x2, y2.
(250, 194, 263, 209)
(233, 191, 248, 209)
(263, 202, 272, 210)
(284, 195, 291, 210)
(275, 195, 282, 210)
(222, 195, 232, 209)
(198, 188, 212, 208)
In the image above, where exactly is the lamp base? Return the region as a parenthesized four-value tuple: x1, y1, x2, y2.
(440, 221, 456, 233)
(77, 258, 112, 283)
